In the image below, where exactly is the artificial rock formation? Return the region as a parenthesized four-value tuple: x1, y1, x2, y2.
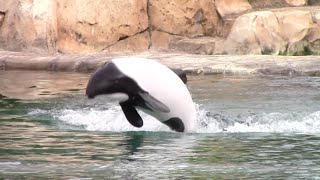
(0, 0, 320, 55)
(149, 0, 219, 37)
(285, 0, 307, 6)
(0, 0, 57, 54)
(223, 8, 320, 55)
(215, 0, 252, 18)
(56, 0, 148, 54)
(224, 11, 286, 54)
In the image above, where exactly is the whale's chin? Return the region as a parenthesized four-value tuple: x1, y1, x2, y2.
(102, 93, 129, 103)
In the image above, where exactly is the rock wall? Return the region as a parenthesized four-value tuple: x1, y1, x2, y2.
(56, 0, 149, 54)
(0, 0, 320, 55)
(0, 0, 57, 54)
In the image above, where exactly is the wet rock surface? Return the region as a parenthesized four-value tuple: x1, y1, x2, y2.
(1, 50, 320, 76)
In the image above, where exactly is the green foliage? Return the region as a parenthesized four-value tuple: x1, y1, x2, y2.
(291, 46, 313, 56)
(278, 49, 288, 56)
(261, 47, 274, 55)
(278, 46, 314, 56)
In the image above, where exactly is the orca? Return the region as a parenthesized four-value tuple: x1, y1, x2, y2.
(86, 57, 197, 132)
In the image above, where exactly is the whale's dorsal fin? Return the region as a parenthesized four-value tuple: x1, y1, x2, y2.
(171, 68, 187, 84)
(120, 102, 143, 127)
(138, 91, 170, 113)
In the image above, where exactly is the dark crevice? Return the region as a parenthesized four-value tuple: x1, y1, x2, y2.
(214, 0, 223, 20)
(78, 21, 97, 26)
(0, 11, 6, 27)
(75, 32, 82, 40)
(103, 1, 153, 50)
(135, 27, 149, 36)
(154, 29, 184, 37)
(0, 58, 6, 70)
(193, 8, 204, 23)
(101, 27, 149, 51)
(74, 31, 87, 45)
(118, 35, 129, 41)
(147, 0, 152, 49)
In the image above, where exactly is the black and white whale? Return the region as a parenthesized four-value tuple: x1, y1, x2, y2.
(85, 57, 197, 132)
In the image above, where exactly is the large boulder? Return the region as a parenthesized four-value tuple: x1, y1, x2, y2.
(56, 0, 148, 54)
(149, 0, 219, 37)
(224, 11, 286, 54)
(308, 10, 320, 43)
(0, 0, 57, 54)
(224, 8, 319, 55)
(274, 9, 314, 54)
(277, 8, 320, 55)
(215, 0, 252, 18)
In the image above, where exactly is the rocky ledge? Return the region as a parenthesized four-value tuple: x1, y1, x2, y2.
(1, 50, 320, 76)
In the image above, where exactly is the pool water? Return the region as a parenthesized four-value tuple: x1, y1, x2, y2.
(1, 71, 320, 179)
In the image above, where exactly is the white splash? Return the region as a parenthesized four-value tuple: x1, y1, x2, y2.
(53, 106, 171, 132)
(225, 111, 320, 133)
(29, 104, 320, 134)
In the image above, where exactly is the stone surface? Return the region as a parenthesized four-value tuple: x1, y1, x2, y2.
(1, 50, 320, 77)
(285, 0, 307, 6)
(56, 0, 148, 54)
(249, 0, 289, 9)
(224, 8, 320, 55)
(216, 18, 236, 38)
(224, 11, 286, 54)
(149, 0, 219, 37)
(151, 31, 173, 50)
(0, 1, 320, 55)
(274, 9, 313, 43)
(0, 11, 5, 27)
(0, 0, 57, 54)
(168, 37, 216, 55)
(104, 31, 150, 53)
(215, 0, 252, 18)
(309, 0, 320, 5)
(307, 10, 320, 43)
(274, 9, 315, 54)
(151, 31, 220, 54)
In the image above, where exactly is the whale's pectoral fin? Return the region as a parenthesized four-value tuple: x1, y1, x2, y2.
(138, 92, 170, 113)
(163, 117, 185, 132)
(120, 102, 143, 128)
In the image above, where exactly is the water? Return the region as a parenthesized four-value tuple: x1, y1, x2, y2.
(1, 71, 320, 179)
